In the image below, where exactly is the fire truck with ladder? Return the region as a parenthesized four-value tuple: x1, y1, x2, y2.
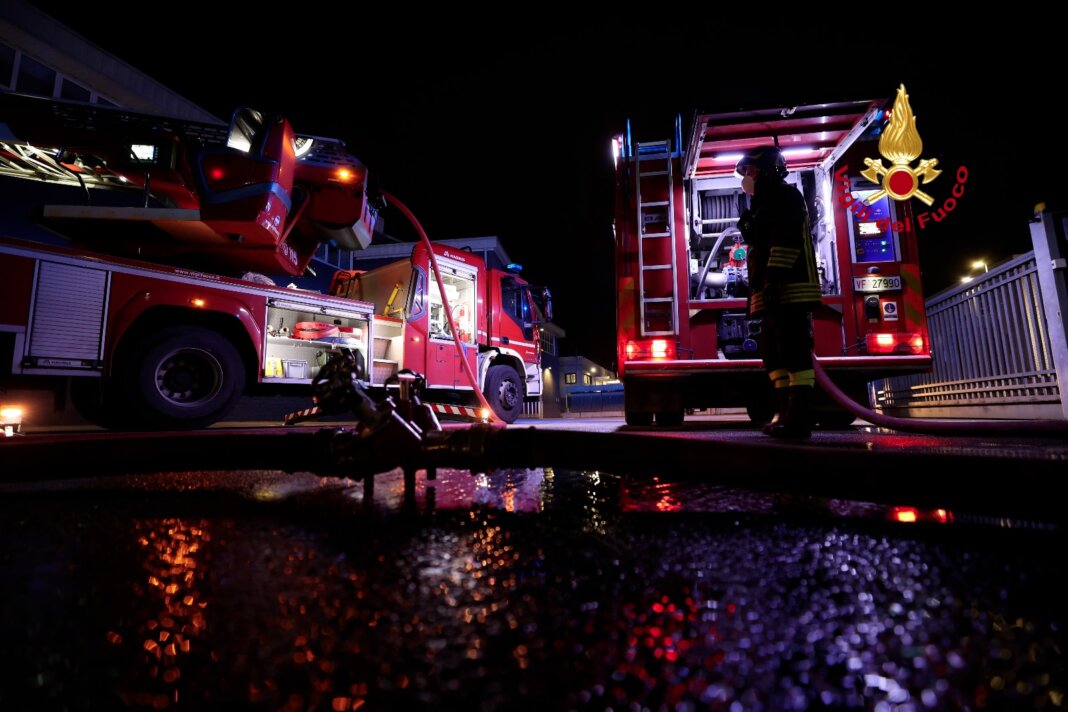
(0, 93, 546, 428)
(614, 99, 932, 426)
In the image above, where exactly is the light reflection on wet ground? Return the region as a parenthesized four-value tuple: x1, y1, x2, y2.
(0, 468, 1063, 710)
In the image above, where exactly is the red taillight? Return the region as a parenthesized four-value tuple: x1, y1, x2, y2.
(891, 507, 919, 523)
(623, 339, 675, 360)
(209, 167, 226, 181)
(865, 332, 926, 354)
(889, 506, 954, 524)
(933, 508, 953, 523)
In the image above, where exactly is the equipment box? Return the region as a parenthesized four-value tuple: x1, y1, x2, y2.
(282, 359, 307, 379)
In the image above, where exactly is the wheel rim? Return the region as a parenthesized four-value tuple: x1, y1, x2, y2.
(153, 347, 224, 408)
(497, 377, 520, 409)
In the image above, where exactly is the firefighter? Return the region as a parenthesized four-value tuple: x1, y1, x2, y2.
(736, 146, 822, 438)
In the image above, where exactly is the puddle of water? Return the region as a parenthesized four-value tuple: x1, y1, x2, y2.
(0, 468, 1062, 710)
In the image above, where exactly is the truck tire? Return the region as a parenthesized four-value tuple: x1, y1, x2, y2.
(625, 410, 653, 426)
(485, 364, 524, 423)
(124, 325, 246, 429)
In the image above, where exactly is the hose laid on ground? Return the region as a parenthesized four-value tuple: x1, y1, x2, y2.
(381, 191, 501, 424)
(813, 359, 1068, 435)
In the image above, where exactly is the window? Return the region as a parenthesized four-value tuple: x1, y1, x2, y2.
(500, 277, 529, 325)
(583, 374, 592, 385)
(60, 77, 91, 102)
(565, 372, 577, 385)
(501, 276, 533, 340)
(540, 332, 556, 356)
(16, 54, 56, 96)
(428, 269, 476, 344)
(0, 42, 14, 89)
(407, 267, 427, 319)
(0, 47, 119, 106)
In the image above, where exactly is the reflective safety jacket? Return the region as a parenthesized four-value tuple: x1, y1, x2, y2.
(740, 179, 822, 315)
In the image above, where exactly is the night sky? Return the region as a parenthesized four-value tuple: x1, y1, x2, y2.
(29, 5, 1068, 369)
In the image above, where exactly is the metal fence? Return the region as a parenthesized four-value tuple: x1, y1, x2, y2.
(873, 251, 1065, 419)
(522, 399, 542, 418)
(563, 389, 625, 416)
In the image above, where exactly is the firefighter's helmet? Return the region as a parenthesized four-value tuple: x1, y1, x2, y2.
(735, 145, 788, 180)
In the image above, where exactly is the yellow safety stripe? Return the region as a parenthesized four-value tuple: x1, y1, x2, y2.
(788, 369, 815, 387)
(778, 284, 822, 304)
(767, 246, 801, 268)
(768, 369, 788, 382)
(751, 284, 822, 312)
(768, 246, 800, 259)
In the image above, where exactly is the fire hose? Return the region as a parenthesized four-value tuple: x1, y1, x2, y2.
(813, 359, 1068, 435)
(382, 191, 502, 424)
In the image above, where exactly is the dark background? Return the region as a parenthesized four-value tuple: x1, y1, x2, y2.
(28, 5, 1068, 368)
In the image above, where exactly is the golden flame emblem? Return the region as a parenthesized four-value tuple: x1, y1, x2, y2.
(860, 84, 942, 205)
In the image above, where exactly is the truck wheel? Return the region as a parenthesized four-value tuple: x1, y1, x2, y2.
(485, 364, 524, 423)
(124, 326, 246, 429)
(625, 410, 653, 426)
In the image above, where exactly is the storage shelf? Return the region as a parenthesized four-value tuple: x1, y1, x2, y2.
(261, 376, 312, 384)
(267, 334, 363, 349)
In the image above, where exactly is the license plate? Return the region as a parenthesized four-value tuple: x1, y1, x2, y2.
(853, 275, 902, 293)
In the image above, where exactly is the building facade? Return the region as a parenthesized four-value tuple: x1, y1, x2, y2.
(1, 1, 218, 121)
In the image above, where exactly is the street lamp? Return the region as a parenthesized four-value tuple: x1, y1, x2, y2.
(971, 260, 988, 273)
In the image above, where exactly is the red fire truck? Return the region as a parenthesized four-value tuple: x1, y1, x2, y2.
(0, 236, 376, 429)
(0, 94, 545, 427)
(331, 242, 545, 423)
(614, 100, 932, 426)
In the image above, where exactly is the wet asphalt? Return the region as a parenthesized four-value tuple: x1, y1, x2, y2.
(0, 466, 1063, 711)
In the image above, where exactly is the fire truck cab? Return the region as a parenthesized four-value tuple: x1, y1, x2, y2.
(330, 242, 547, 423)
(614, 99, 932, 426)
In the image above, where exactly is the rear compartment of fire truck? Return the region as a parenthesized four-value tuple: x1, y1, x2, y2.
(620, 101, 932, 427)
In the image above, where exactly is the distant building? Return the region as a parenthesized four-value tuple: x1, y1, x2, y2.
(559, 356, 616, 391)
(558, 356, 621, 416)
(539, 322, 566, 417)
(1, 0, 219, 121)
